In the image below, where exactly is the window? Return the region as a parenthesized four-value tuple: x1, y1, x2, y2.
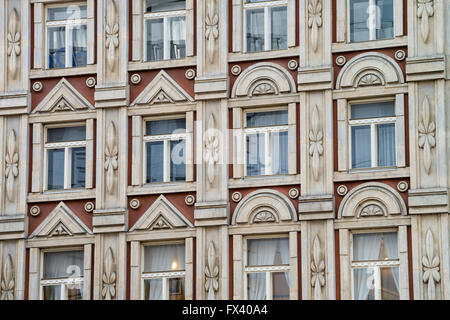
(46, 4, 88, 69)
(142, 243, 186, 300)
(244, 0, 287, 52)
(45, 125, 86, 190)
(349, 101, 396, 169)
(144, 118, 186, 183)
(245, 238, 290, 300)
(245, 110, 288, 176)
(349, 0, 393, 42)
(41, 250, 84, 300)
(144, 0, 186, 61)
(351, 232, 399, 300)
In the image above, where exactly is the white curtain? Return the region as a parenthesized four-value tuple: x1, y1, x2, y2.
(248, 239, 278, 300)
(353, 234, 382, 300)
(377, 123, 396, 167)
(383, 233, 400, 295)
(279, 238, 290, 286)
(44, 251, 84, 279)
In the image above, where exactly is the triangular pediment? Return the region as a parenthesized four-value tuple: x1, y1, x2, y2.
(130, 195, 194, 232)
(30, 202, 92, 238)
(131, 70, 194, 106)
(33, 78, 95, 114)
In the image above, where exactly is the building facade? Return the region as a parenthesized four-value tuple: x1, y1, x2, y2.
(0, 0, 448, 300)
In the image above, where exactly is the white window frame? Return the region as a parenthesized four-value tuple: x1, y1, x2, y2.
(140, 241, 187, 300)
(243, 235, 291, 300)
(43, 123, 87, 191)
(243, 107, 289, 177)
(348, 99, 396, 170)
(243, 0, 288, 52)
(142, 115, 187, 184)
(39, 247, 85, 301)
(44, 2, 89, 69)
(350, 230, 400, 300)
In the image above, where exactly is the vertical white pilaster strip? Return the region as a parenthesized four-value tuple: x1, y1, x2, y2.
(86, 119, 94, 189)
(29, 248, 40, 300)
(186, 111, 194, 182)
(83, 244, 92, 300)
(32, 123, 43, 193)
(185, 237, 194, 300)
(289, 231, 298, 300)
(288, 103, 297, 175)
(130, 241, 140, 300)
(398, 225, 410, 300)
(87, 0, 95, 64)
(131, 115, 142, 186)
(132, 0, 143, 61)
(33, 3, 44, 69)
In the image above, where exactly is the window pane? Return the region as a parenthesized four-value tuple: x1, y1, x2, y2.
(43, 285, 61, 300)
(376, 0, 393, 40)
(271, 7, 287, 50)
(377, 123, 395, 167)
(144, 279, 163, 300)
(247, 238, 289, 266)
(351, 102, 395, 119)
(146, 0, 186, 12)
(351, 125, 371, 169)
(48, 5, 87, 21)
(47, 149, 65, 190)
(146, 142, 164, 183)
(169, 16, 186, 59)
(246, 111, 288, 127)
(71, 147, 86, 188)
(272, 272, 289, 300)
(67, 285, 83, 300)
(146, 119, 186, 135)
(169, 278, 185, 300)
(48, 27, 66, 69)
(170, 140, 186, 181)
(271, 131, 288, 175)
(146, 19, 164, 61)
(353, 232, 398, 261)
(350, 0, 370, 42)
(144, 244, 186, 272)
(247, 273, 266, 300)
(246, 9, 265, 52)
(353, 267, 376, 300)
(44, 251, 84, 279)
(381, 267, 399, 300)
(246, 133, 265, 176)
(47, 126, 86, 142)
(71, 25, 87, 67)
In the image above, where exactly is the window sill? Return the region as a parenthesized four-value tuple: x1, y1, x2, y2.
(229, 174, 300, 189)
(333, 167, 410, 182)
(30, 65, 97, 79)
(127, 182, 196, 195)
(332, 36, 407, 53)
(128, 56, 196, 71)
(27, 189, 96, 203)
(228, 47, 299, 63)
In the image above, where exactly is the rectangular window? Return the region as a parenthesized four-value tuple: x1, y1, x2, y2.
(349, 101, 396, 169)
(142, 243, 186, 300)
(349, 0, 394, 42)
(45, 126, 86, 190)
(144, 118, 186, 183)
(244, 0, 288, 52)
(145, 0, 186, 61)
(245, 110, 289, 176)
(246, 238, 290, 300)
(46, 4, 88, 69)
(41, 250, 84, 300)
(352, 232, 399, 300)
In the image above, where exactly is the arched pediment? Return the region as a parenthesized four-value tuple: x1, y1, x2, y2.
(231, 62, 296, 98)
(336, 52, 404, 89)
(232, 189, 297, 225)
(337, 182, 407, 219)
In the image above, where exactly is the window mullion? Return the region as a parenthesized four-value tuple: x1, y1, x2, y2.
(375, 266, 381, 300)
(66, 25, 71, 67)
(371, 124, 377, 168)
(266, 272, 272, 300)
(164, 140, 170, 182)
(264, 7, 271, 51)
(265, 132, 271, 175)
(163, 278, 169, 300)
(61, 283, 67, 301)
(64, 147, 71, 189)
(164, 17, 170, 60)
(370, 0, 376, 40)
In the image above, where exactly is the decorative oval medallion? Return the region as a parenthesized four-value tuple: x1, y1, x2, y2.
(335, 56, 346, 67)
(130, 199, 140, 210)
(288, 59, 299, 71)
(397, 181, 409, 193)
(231, 65, 242, 76)
(337, 185, 348, 196)
(84, 202, 95, 213)
(288, 188, 299, 199)
(32, 81, 43, 92)
(86, 77, 96, 88)
(231, 192, 242, 203)
(130, 74, 142, 85)
(30, 205, 40, 217)
(394, 50, 406, 61)
(185, 195, 195, 206)
(185, 69, 196, 80)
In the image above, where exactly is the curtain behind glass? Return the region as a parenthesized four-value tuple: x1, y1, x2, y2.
(71, 147, 86, 188)
(376, 0, 393, 39)
(44, 251, 84, 279)
(170, 140, 186, 181)
(47, 126, 86, 142)
(246, 133, 265, 176)
(383, 233, 399, 294)
(246, 111, 288, 127)
(350, 0, 370, 42)
(71, 25, 87, 67)
(146, 19, 164, 61)
(146, 119, 186, 135)
(377, 123, 395, 167)
(146, 141, 164, 182)
(48, 149, 65, 190)
(351, 125, 371, 169)
(146, 0, 186, 12)
(246, 9, 264, 52)
(170, 16, 186, 59)
(271, 7, 287, 50)
(351, 102, 395, 119)
(48, 27, 66, 69)
(144, 244, 186, 272)
(271, 131, 288, 175)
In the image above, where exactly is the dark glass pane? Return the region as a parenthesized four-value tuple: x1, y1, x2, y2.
(146, 19, 164, 61)
(71, 25, 87, 67)
(146, 141, 164, 183)
(146, 119, 186, 135)
(48, 5, 87, 21)
(43, 286, 61, 300)
(246, 9, 265, 52)
(71, 147, 86, 188)
(146, 0, 186, 12)
(170, 140, 186, 181)
(273, 272, 289, 300)
(246, 110, 288, 127)
(144, 279, 163, 300)
(351, 102, 395, 119)
(67, 286, 83, 300)
(377, 123, 395, 167)
(350, 0, 370, 42)
(381, 267, 399, 300)
(271, 7, 287, 50)
(246, 133, 265, 176)
(47, 126, 86, 142)
(48, 27, 66, 69)
(169, 278, 185, 300)
(47, 149, 65, 190)
(44, 251, 84, 279)
(271, 131, 288, 175)
(376, 0, 393, 40)
(169, 16, 186, 59)
(351, 125, 371, 169)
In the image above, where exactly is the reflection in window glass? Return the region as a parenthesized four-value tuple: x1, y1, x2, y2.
(246, 9, 265, 52)
(271, 7, 287, 50)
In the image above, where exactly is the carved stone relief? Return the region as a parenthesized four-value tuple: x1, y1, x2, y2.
(105, 0, 119, 73)
(5, 129, 19, 202)
(0, 254, 14, 300)
(417, 0, 434, 43)
(422, 229, 440, 300)
(205, 241, 219, 300)
(104, 121, 118, 194)
(102, 247, 117, 300)
(309, 105, 323, 181)
(418, 96, 436, 175)
(308, 0, 323, 53)
(7, 8, 21, 81)
(253, 211, 276, 223)
(204, 115, 219, 185)
(311, 236, 325, 300)
(205, 0, 219, 64)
